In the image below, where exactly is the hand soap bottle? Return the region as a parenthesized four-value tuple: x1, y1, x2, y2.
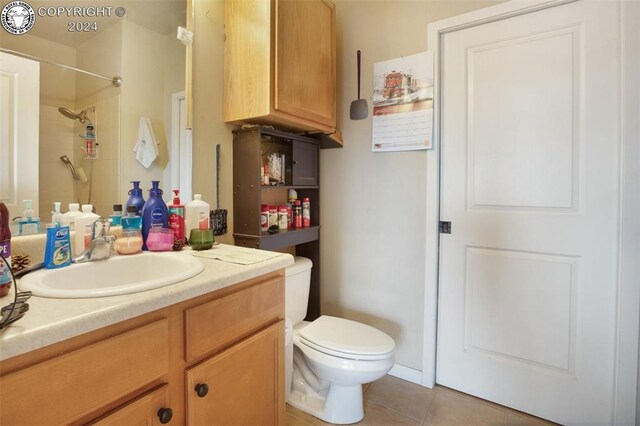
(141, 181, 168, 250)
(51, 202, 63, 227)
(126, 181, 146, 215)
(17, 200, 41, 236)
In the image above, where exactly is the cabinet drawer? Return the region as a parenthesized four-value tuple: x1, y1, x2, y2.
(91, 384, 170, 426)
(185, 275, 284, 362)
(0, 319, 169, 425)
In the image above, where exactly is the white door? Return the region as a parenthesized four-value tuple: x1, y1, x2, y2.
(436, 1, 622, 424)
(0, 52, 39, 220)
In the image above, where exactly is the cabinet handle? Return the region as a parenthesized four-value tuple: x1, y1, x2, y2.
(157, 407, 173, 424)
(195, 383, 209, 398)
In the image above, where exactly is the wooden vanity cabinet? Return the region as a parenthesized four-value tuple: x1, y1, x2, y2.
(186, 321, 283, 425)
(224, 0, 336, 134)
(0, 271, 285, 425)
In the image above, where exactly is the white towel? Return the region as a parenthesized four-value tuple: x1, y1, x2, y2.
(133, 117, 159, 168)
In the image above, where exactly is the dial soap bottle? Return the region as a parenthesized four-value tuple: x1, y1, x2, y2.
(141, 181, 168, 250)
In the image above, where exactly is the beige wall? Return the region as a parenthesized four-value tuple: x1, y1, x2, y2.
(191, 0, 236, 245)
(189, 0, 502, 370)
(320, 0, 500, 370)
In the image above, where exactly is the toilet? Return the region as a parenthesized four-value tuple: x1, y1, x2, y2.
(285, 257, 395, 424)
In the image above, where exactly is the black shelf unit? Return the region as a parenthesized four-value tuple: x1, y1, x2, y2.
(232, 127, 321, 320)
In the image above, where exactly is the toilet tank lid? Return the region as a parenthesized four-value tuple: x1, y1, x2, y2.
(299, 316, 395, 357)
(285, 256, 313, 277)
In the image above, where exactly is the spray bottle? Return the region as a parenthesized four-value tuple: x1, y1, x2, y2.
(168, 189, 186, 250)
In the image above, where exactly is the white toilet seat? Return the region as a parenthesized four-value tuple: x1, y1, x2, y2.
(298, 316, 395, 361)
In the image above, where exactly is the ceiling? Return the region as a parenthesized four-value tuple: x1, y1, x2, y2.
(27, 0, 185, 48)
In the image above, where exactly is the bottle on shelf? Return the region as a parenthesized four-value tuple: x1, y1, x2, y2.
(293, 200, 302, 229)
(302, 197, 311, 227)
(85, 121, 96, 156)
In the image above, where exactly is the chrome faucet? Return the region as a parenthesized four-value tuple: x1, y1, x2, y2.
(74, 218, 116, 263)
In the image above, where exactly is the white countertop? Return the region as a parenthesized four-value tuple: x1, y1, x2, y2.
(0, 245, 294, 361)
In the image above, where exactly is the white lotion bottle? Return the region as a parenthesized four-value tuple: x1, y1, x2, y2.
(184, 194, 210, 237)
(74, 204, 99, 256)
(62, 203, 82, 230)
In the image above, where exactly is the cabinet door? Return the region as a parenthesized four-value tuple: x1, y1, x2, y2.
(186, 321, 284, 426)
(292, 141, 318, 186)
(91, 385, 172, 426)
(274, 0, 336, 128)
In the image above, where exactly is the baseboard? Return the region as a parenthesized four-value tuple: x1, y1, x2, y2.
(388, 364, 424, 386)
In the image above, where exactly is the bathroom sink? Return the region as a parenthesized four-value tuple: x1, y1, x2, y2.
(19, 252, 205, 298)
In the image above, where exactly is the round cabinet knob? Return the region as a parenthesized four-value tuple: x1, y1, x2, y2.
(157, 407, 173, 424)
(195, 383, 209, 398)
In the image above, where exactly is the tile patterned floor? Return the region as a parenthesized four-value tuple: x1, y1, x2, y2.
(286, 375, 558, 426)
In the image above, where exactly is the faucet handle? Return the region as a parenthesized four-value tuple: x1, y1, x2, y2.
(92, 218, 111, 239)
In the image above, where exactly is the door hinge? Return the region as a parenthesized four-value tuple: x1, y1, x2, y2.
(439, 221, 451, 234)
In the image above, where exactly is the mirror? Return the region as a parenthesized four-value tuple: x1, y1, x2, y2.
(0, 0, 187, 234)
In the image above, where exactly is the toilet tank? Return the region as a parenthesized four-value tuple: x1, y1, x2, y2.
(285, 257, 312, 324)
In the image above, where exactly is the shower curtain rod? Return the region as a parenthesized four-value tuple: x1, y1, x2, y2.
(1, 48, 122, 87)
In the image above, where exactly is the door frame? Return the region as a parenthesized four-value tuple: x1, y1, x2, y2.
(422, 1, 640, 423)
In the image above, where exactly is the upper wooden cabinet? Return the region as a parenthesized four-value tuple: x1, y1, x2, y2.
(224, 0, 336, 134)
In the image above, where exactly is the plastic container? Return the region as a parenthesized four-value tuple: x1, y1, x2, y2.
(74, 204, 99, 255)
(17, 200, 40, 236)
(109, 204, 123, 226)
(51, 202, 63, 227)
(278, 206, 288, 230)
(44, 225, 71, 269)
(141, 181, 168, 250)
(146, 228, 175, 251)
(189, 228, 214, 251)
(302, 197, 311, 227)
(0, 202, 12, 297)
(62, 203, 82, 230)
(126, 181, 146, 215)
(293, 200, 302, 228)
(121, 205, 142, 231)
(185, 194, 210, 237)
(168, 189, 186, 251)
(114, 230, 143, 255)
(261, 204, 269, 231)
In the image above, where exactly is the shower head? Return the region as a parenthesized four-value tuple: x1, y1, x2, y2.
(58, 107, 88, 123)
(60, 155, 79, 180)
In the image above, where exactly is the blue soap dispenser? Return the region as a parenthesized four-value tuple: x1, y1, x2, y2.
(126, 181, 146, 215)
(141, 181, 168, 250)
(18, 200, 41, 236)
